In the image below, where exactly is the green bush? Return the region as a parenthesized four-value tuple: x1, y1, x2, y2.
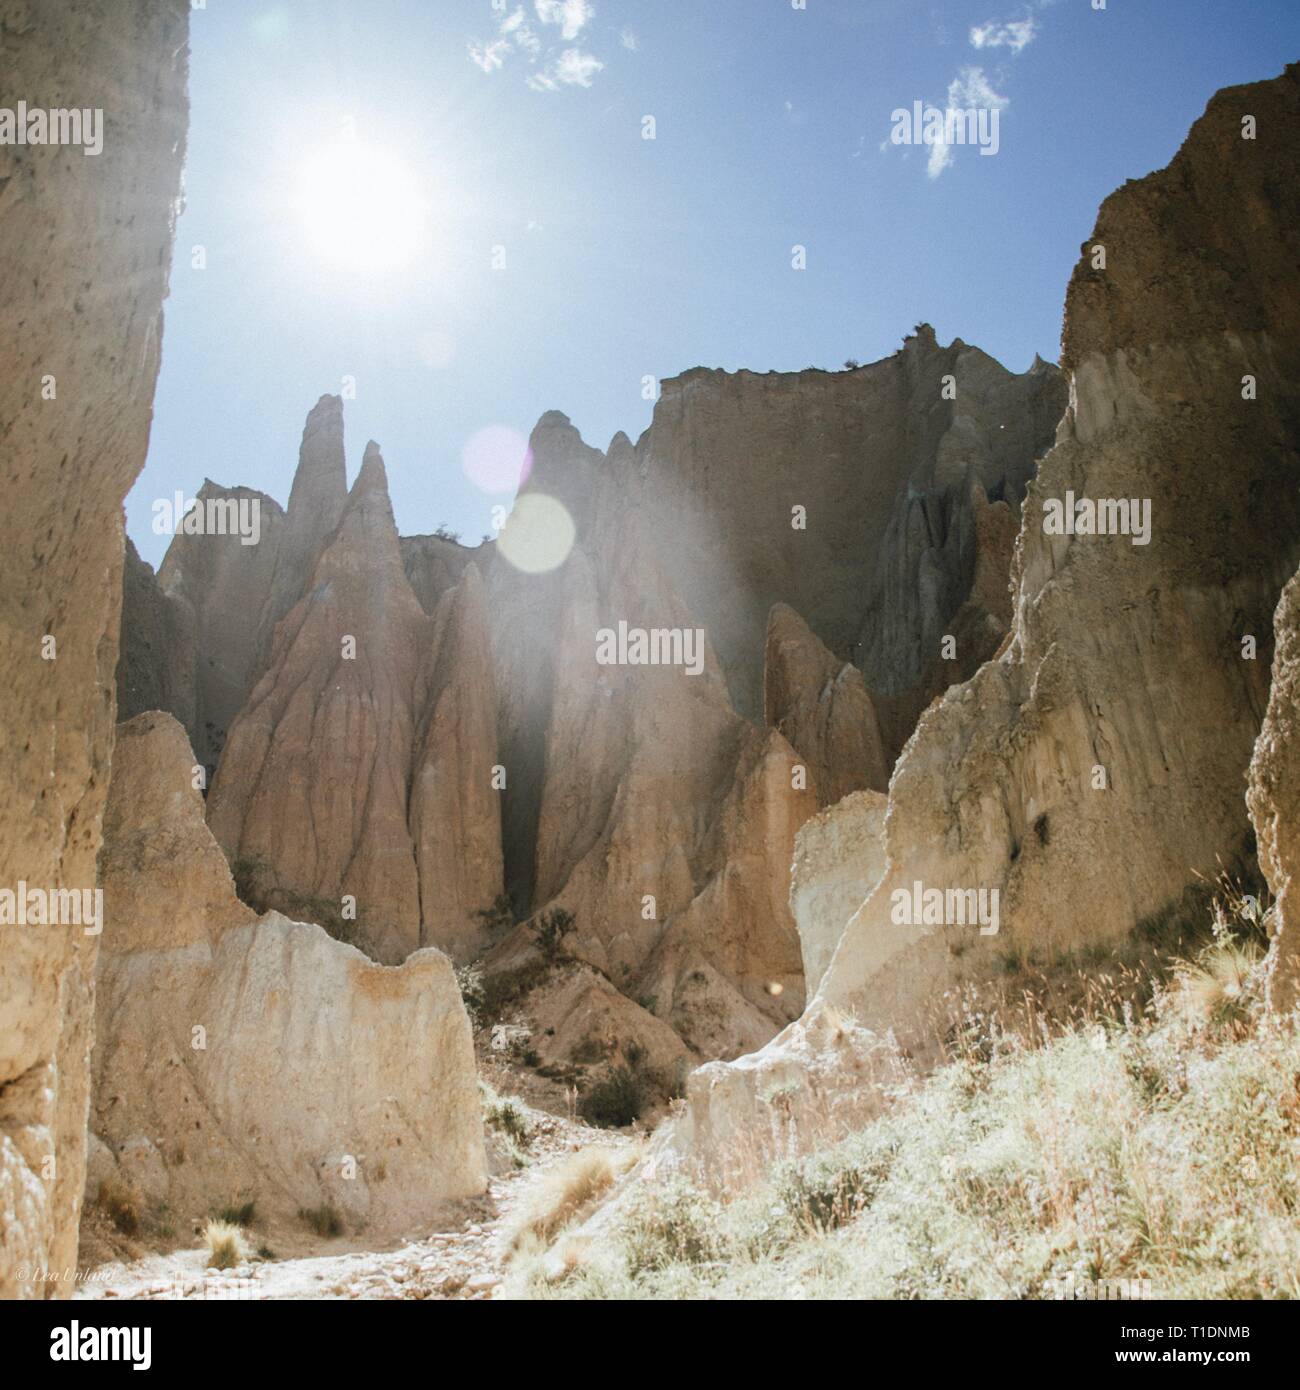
(622, 1178, 723, 1276)
(580, 1064, 645, 1129)
(533, 907, 576, 962)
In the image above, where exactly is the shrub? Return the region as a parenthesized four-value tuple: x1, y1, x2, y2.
(97, 1178, 140, 1236)
(533, 907, 576, 962)
(622, 1178, 722, 1276)
(580, 1064, 645, 1128)
(213, 1199, 256, 1228)
(507, 1147, 629, 1254)
(298, 1204, 344, 1238)
(474, 894, 516, 937)
(455, 962, 486, 1028)
(204, 1219, 247, 1270)
(775, 1139, 895, 1233)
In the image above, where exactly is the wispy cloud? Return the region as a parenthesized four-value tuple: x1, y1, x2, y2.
(470, 1, 609, 91)
(534, 0, 594, 42)
(969, 14, 1037, 53)
(527, 47, 604, 91)
(928, 67, 1009, 179)
(501, 6, 542, 55)
(620, 28, 639, 52)
(469, 37, 511, 73)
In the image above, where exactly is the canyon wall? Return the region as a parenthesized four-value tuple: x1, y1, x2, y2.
(119, 330, 1062, 1061)
(91, 713, 486, 1235)
(675, 65, 1300, 1164)
(0, 0, 188, 1297)
(812, 63, 1300, 1049)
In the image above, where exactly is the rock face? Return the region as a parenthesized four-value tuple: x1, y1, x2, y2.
(660, 65, 1300, 1172)
(154, 482, 287, 772)
(790, 790, 889, 997)
(150, 323, 1059, 1062)
(91, 713, 486, 1234)
(256, 395, 349, 669)
(635, 333, 1066, 725)
(116, 537, 196, 736)
(207, 447, 503, 964)
(814, 66, 1300, 1053)
(1248, 567, 1300, 1015)
(0, 1, 188, 1298)
(764, 603, 889, 804)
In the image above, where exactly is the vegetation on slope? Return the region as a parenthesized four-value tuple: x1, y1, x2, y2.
(509, 890, 1300, 1299)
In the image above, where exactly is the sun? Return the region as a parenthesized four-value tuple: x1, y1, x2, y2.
(296, 139, 425, 273)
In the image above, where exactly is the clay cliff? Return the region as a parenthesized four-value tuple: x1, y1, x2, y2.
(672, 64, 1300, 1171)
(91, 713, 486, 1236)
(206, 446, 503, 964)
(812, 63, 1300, 1047)
(117, 327, 1060, 1065)
(0, 1, 189, 1298)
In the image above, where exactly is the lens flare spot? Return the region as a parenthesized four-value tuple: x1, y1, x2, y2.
(462, 425, 533, 495)
(497, 493, 575, 574)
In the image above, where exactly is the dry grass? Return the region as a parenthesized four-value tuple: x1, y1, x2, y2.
(203, 1218, 248, 1270)
(96, 1178, 141, 1236)
(506, 1145, 639, 1256)
(512, 885, 1300, 1300)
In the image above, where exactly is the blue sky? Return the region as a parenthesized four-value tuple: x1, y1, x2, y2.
(129, 0, 1300, 565)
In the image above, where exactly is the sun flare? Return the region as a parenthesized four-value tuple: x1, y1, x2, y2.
(296, 141, 425, 272)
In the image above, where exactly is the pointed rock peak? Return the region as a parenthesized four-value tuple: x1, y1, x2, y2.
(905, 322, 939, 351)
(535, 409, 572, 430)
(352, 442, 391, 501)
(288, 394, 347, 515)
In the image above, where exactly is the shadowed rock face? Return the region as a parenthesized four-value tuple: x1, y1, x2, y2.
(117, 537, 196, 737)
(153, 482, 287, 770)
(92, 713, 486, 1232)
(631, 332, 1066, 723)
(764, 603, 889, 805)
(0, 0, 189, 1299)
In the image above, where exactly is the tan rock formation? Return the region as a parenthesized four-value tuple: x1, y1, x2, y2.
(0, 0, 188, 1298)
(790, 789, 889, 997)
(763, 603, 889, 804)
(818, 65, 1300, 1053)
(208, 447, 504, 963)
(155, 482, 287, 770)
(507, 961, 691, 1096)
(91, 713, 486, 1235)
(256, 394, 349, 666)
(667, 64, 1300, 1167)
(1248, 567, 1300, 1015)
(409, 566, 505, 962)
(636, 332, 1065, 722)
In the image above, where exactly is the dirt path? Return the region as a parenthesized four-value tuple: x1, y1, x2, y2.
(76, 1106, 631, 1302)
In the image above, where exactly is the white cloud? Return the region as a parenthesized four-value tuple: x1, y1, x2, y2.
(528, 46, 604, 91)
(621, 28, 638, 51)
(948, 66, 1009, 110)
(969, 16, 1037, 53)
(469, 38, 510, 73)
(535, 0, 594, 42)
(927, 66, 1009, 179)
(926, 140, 953, 180)
(501, 7, 541, 55)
